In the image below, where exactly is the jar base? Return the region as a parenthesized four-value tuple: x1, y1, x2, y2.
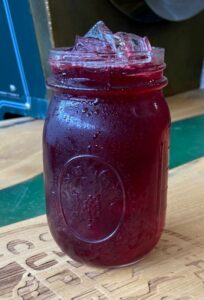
(109, 257, 144, 269)
(86, 233, 162, 268)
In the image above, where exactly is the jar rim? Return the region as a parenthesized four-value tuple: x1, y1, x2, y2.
(49, 47, 165, 68)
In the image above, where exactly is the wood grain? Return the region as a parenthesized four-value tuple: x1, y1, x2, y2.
(0, 157, 204, 299)
(1, 89, 204, 189)
(0, 119, 43, 189)
(167, 89, 204, 122)
(0, 117, 33, 128)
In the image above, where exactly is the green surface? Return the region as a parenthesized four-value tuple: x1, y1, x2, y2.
(170, 115, 204, 168)
(0, 175, 44, 226)
(0, 114, 204, 227)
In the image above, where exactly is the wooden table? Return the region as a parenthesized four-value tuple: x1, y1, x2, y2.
(0, 157, 204, 299)
(1, 89, 204, 299)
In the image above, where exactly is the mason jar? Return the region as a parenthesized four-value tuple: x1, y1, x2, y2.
(43, 47, 170, 267)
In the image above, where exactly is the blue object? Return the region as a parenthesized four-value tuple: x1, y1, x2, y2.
(0, 0, 48, 119)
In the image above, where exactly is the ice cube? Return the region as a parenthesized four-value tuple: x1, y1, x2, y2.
(73, 36, 114, 53)
(85, 21, 111, 39)
(72, 21, 153, 63)
(84, 21, 116, 52)
(114, 32, 152, 55)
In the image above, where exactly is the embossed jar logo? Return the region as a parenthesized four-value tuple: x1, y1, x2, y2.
(58, 155, 125, 243)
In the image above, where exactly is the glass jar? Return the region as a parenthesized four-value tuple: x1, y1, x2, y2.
(43, 48, 170, 267)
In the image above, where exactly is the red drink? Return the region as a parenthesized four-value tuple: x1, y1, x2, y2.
(43, 22, 170, 267)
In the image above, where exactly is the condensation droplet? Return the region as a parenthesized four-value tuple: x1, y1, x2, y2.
(93, 131, 100, 139)
(88, 223, 93, 229)
(153, 102, 158, 110)
(93, 98, 99, 105)
(82, 107, 88, 113)
(94, 109, 99, 115)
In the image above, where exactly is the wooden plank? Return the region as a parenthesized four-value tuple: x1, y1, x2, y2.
(168, 89, 204, 122)
(0, 119, 43, 189)
(1, 89, 204, 190)
(0, 157, 204, 299)
(0, 117, 33, 128)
